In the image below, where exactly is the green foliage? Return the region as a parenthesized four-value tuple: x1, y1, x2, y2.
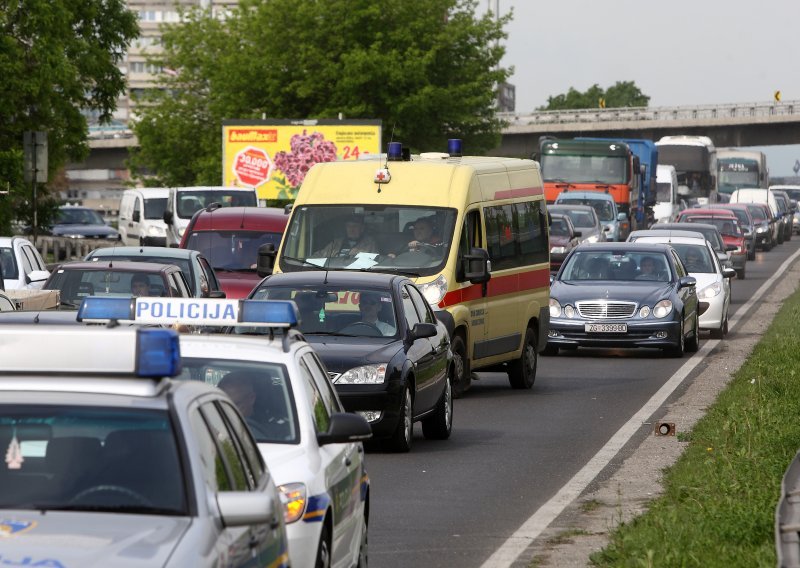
(130, 0, 511, 186)
(539, 81, 649, 111)
(591, 291, 800, 566)
(0, 0, 139, 233)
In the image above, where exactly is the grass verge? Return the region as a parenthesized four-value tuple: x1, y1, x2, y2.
(591, 286, 800, 567)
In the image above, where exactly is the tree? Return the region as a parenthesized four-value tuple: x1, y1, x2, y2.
(130, 0, 511, 187)
(539, 81, 649, 111)
(0, 0, 139, 234)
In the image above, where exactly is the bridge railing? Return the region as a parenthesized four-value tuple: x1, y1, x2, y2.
(499, 100, 800, 128)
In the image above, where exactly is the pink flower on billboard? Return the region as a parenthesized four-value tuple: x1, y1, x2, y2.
(273, 130, 337, 199)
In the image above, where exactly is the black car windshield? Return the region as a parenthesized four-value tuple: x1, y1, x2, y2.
(45, 269, 167, 308)
(250, 286, 399, 338)
(177, 359, 299, 444)
(89, 255, 195, 295)
(0, 406, 187, 514)
(278, 205, 457, 277)
(57, 208, 105, 225)
(561, 250, 671, 282)
(186, 231, 283, 272)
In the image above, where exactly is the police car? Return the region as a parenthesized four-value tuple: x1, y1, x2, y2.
(79, 296, 372, 568)
(0, 325, 289, 567)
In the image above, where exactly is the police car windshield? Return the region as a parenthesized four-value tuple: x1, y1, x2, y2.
(252, 286, 399, 339)
(185, 231, 283, 272)
(177, 360, 299, 444)
(279, 205, 456, 277)
(0, 406, 188, 515)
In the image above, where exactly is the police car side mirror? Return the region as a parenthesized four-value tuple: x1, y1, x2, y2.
(217, 491, 277, 528)
(463, 248, 491, 284)
(317, 412, 372, 446)
(256, 243, 276, 278)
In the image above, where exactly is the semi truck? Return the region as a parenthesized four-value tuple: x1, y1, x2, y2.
(538, 138, 641, 228)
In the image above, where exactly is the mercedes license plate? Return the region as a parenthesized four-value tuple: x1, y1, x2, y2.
(585, 323, 627, 333)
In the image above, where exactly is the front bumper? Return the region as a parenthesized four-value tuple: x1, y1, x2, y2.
(336, 381, 404, 438)
(547, 318, 682, 350)
(698, 296, 725, 331)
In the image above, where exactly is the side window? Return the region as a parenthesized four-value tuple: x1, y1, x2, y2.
(200, 402, 251, 491)
(133, 198, 141, 222)
(302, 352, 342, 413)
(219, 401, 265, 483)
(484, 204, 516, 271)
(298, 358, 331, 434)
(169, 272, 190, 297)
(407, 285, 434, 324)
(18, 245, 34, 274)
(516, 200, 548, 265)
(402, 286, 421, 328)
(189, 407, 232, 492)
(672, 251, 686, 277)
(199, 257, 220, 291)
(458, 209, 484, 280)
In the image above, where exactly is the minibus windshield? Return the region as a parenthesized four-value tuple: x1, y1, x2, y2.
(279, 205, 457, 277)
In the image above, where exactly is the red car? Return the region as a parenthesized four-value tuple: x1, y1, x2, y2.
(676, 208, 747, 279)
(180, 206, 288, 298)
(549, 213, 581, 273)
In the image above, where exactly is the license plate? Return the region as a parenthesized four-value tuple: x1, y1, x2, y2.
(585, 323, 627, 333)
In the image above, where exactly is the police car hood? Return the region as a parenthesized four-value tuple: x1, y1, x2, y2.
(0, 512, 190, 567)
(303, 336, 400, 372)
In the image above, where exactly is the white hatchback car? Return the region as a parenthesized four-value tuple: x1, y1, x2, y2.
(628, 234, 735, 338)
(78, 297, 372, 568)
(0, 236, 50, 290)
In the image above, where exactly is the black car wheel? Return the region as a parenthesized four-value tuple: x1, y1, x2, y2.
(508, 327, 537, 389)
(422, 369, 453, 440)
(385, 385, 413, 452)
(686, 312, 700, 353)
(450, 335, 470, 398)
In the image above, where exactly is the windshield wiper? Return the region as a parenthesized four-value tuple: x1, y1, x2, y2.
(364, 267, 421, 277)
(281, 255, 327, 268)
(28, 503, 183, 515)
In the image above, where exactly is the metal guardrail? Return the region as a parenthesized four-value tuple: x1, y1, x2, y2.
(499, 100, 800, 128)
(34, 236, 120, 264)
(775, 450, 800, 567)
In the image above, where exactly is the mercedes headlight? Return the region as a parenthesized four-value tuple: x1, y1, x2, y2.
(334, 364, 388, 385)
(549, 298, 561, 318)
(699, 282, 722, 299)
(419, 275, 448, 305)
(653, 299, 673, 318)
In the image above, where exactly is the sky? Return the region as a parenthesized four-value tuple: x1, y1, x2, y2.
(482, 0, 800, 176)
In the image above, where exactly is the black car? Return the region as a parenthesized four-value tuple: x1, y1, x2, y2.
(547, 242, 700, 357)
(246, 271, 453, 452)
(50, 206, 120, 240)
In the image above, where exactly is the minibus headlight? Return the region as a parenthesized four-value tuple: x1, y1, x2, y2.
(419, 275, 448, 305)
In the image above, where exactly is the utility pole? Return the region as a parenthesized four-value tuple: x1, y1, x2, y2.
(23, 131, 48, 245)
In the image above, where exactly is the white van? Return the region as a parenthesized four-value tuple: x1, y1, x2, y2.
(118, 188, 170, 246)
(728, 188, 778, 216)
(162, 186, 258, 247)
(654, 165, 681, 224)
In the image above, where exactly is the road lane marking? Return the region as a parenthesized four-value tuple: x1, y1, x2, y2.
(481, 248, 800, 567)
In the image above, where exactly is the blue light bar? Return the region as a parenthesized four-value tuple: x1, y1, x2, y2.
(136, 328, 181, 377)
(77, 296, 135, 322)
(387, 142, 403, 162)
(447, 139, 463, 157)
(239, 300, 299, 328)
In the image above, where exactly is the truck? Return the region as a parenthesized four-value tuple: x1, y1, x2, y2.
(577, 137, 659, 229)
(538, 138, 639, 230)
(716, 148, 768, 196)
(656, 135, 719, 206)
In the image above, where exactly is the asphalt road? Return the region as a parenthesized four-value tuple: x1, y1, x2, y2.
(365, 237, 800, 568)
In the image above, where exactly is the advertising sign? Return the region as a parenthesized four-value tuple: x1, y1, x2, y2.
(222, 119, 382, 200)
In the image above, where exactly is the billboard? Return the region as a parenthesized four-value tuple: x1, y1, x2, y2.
(222, 119, 382, 200)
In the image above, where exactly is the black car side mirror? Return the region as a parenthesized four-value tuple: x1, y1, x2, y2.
(678, 276, 697, 289)
(317, 412, 372, 445)
(256, 243, 276, 277)
(410, 322, 437, 341)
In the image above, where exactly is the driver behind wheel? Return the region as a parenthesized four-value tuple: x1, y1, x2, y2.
(356, 291, 396, 336)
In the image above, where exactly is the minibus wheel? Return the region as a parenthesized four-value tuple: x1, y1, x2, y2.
(508, 327, 537, 389)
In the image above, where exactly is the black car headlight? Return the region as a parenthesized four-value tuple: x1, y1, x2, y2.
(334, 364, 388, 385)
